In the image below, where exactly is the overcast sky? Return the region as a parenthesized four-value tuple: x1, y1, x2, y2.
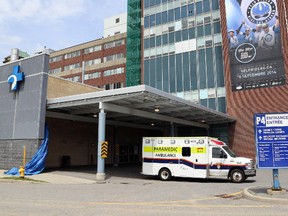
(0, 0, 127, 64)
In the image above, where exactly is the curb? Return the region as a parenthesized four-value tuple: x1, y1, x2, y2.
(243, 186, 288, 205)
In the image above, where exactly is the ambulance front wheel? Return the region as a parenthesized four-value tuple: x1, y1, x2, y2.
(230, 169, 245, 183)
(159, 168, 172, 181)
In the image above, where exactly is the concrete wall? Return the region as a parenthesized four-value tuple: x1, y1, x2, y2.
(104, 13, 127, 37)
(0, 140, 41, 169)
(0, 54, 49, 169)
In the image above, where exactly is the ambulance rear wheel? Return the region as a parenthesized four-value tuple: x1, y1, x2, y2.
(159, 168, 172, 181)
(230, 169, 245, 183)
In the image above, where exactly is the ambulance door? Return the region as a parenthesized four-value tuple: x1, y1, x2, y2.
(192, 142, 208, 178)
(209, 146, 230, 177)
(142, 138, 155, 175)
(179, 146, 195, 177)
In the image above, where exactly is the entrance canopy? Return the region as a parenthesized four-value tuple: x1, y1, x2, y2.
(46, 85, 235, 130)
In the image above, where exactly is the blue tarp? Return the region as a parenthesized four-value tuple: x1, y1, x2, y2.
(4, 126, 49, 176)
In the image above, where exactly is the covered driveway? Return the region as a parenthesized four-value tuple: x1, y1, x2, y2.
(46, 85, 235, 180)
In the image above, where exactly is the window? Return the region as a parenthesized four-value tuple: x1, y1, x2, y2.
(156, 12, 162, 25)
(84, 58, 101, 66)
(64, 51, 80, 59)
(214, 22, 221, 34)
(203, 0, 210, 13)
(181, 5, 188, 18)
(116, 18, 120, 23)
(48, 67, 62, 74)
(212, 147, 227, 159)
(49, 55, 63, 63)
(103, 53, 124, 62)
(84, 71, 101, 80)
(168, 9, 174, 22)
(182, 147, 191, 157)
(162, 11, 168, 24)
(188, 3, 194, 16)
(84, 45, 102, 54)
(212, 0, 219, 10)
(175, 7, 181, 20)
(105, 82, 123, 90)
(103, 67, 125, 76)
(196, 1, 203, 14)
(63, 63, 81, 71)
(66, 76, 81, 83)
(204, 24, 212, 35)
(156, 35, 161, 47)
(104, 39, 125, 49)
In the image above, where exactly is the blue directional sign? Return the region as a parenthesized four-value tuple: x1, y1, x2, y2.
(255, 113, 288, 169)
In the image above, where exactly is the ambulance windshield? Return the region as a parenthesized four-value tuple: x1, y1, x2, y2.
(223, 146, 236, 158)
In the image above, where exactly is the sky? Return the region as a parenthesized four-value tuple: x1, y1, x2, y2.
(0, 0, 127, 64)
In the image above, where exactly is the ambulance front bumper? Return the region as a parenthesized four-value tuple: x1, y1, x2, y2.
(244, 169, 256, 177)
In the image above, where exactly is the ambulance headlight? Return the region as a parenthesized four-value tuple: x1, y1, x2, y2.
(245, 161, 253, 169)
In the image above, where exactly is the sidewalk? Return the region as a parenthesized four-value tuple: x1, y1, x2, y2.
(0, 169, 95, 184)
(243, 185, 288, 204)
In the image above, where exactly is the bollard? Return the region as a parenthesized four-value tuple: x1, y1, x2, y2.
(19, 166, 25, 178)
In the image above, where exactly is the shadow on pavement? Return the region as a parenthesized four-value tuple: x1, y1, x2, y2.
(43, 163, 256, 184)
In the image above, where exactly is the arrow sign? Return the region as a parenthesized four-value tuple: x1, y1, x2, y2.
(101, 141, 108, 158)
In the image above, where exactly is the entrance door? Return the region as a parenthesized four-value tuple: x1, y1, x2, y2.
(119, 145, 140, 163)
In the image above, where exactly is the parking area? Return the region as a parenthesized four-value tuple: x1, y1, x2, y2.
(2, 165, 288, 215)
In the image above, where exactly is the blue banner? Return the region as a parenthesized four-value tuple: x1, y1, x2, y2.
(225, 0, 285, 91)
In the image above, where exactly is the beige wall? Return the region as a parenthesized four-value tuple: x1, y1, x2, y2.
(47, 75, 102, 99)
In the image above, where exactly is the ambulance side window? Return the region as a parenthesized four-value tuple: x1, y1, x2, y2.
(182, 147, 191, 157)
(212, 147, 227, 159)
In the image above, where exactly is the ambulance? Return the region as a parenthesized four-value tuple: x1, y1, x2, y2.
(142, 137, 256, 183)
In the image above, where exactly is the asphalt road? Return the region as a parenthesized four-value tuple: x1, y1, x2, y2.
(1, 165, 288, 216)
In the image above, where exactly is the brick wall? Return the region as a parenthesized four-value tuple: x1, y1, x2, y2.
(49, 34, 127, 88)
(220, 1, 288, 158)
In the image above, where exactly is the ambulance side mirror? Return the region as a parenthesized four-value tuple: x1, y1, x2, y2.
(220, 150, 227, 159)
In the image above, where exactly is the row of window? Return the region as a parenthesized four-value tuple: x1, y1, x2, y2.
(144, 0, 219, 10)
(64, 50, 81, 59)
(49, 55, 63, 63)
(104, 39, 125, 49)
(144, 1, 219, 28)
(66, 76, 81, 82)
(49, 39, 125, 63)
(64, 67, 125, 82)
(63, 63, 81, 71)
(103, 67, 125, 77)
(85, 58, 101, 67)
(104, 82, 124, 90)
(103, 53, 124, 62)
(143, 47, 224, 94)
(48, 53, 125, 74)
(66, 75, 124, 90)
(83, 72, 101, 80)
(84, 45, 102, 54)
(144, 24, 220, 49)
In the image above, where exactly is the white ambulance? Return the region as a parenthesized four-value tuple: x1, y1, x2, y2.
(142, 137, 256, 183)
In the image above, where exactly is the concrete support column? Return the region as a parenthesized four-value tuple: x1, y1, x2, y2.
(96, 102, 106, 181)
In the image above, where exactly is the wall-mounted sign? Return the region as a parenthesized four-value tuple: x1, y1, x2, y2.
(225, 0, 285, 91)
(7, 65, 25, 91)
